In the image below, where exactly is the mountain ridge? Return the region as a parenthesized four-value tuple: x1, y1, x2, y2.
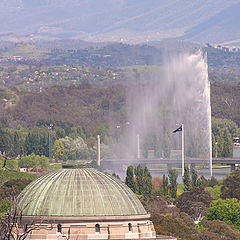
(1, 0, 240, 44)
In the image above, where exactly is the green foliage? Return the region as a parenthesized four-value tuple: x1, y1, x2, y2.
(168, 169, 178, 198)
(93, 123, 111, 142)
(126, 164, 152, 198)
(112, 173, 120, 180)
(221, 170, 240, 200)
(198, 176, 219, 188)
(183, 166, 192, 191)
(205, 185, 221, 200)
(61, 136, 89, 160)
(0, 200, 11, 217)
(152, 214, 195, 240)
(53, 139, 67, 161)
(191, 169, 198, 187)
(125, 165, 136, 193)
(176, 187, 212, 217)
(3, 178, 32, 191)
(207, 198, 240, 230)
(0, 169, 38, 186)
(200, 219, 240, 240)
(135, 164, 144, 195)
(19, 153, 49, 169)
(162, 174, 168, 195)
(211, 117, 239, 158)
(0, 128, 14, 156)
(212, 117, 240, 139)
(143, 166, 152, 199)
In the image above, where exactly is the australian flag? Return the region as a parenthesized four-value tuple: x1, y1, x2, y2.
(173, 125, 182, 133)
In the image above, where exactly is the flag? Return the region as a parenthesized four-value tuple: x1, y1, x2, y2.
(173, 125, 182, 133)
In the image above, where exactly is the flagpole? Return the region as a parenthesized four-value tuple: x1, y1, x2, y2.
(182, 124, 184, 177)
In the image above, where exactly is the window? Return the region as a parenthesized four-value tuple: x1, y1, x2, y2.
(128, 223, 132, 232)
(57, 224, 62, 233)
(95, 224, 100, 233)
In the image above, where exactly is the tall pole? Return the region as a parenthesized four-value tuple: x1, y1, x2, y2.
(137, 134, 140, 160)
(182, 124, 184, 177)
(97, 135, 101, 166)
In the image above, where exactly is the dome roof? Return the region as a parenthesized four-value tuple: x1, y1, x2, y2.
(17, 168, 147, 216)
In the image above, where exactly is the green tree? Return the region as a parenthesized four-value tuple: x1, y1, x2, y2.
(36, 155, 50, 169)
(143, 166, 152, 199)
(207, 198, 240, 230)
(191, 169, 198, 187)
(0, 200, 11, 217)
(125, 165, 136, 193)
(19, 153, 36, 169)
(13, 131, 21, 156)
(222, 129, 233, 157)
(168, 169, 178, 198)
(176, 187, 212, 217)
(216, 130, 224, 157)
(183, 166, 192, 191)
(212, 133, 216, 157)
(0, 128, 14, 156)
(221, 170, 240, 200)
(53, 139, 67, 162)
(162, 174, 168, 195)
(135, 164, 144, 195)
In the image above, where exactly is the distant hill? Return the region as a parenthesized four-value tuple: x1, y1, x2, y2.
(0, 0, 240, 44)
(1, 82, 239, 129)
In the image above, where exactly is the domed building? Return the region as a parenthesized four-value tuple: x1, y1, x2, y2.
(17, 168, 175, 240)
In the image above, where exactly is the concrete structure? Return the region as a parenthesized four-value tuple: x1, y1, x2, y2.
(16, 168, 175, 240)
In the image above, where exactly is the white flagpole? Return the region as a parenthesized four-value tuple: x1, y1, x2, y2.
(182, 124, 184, 177)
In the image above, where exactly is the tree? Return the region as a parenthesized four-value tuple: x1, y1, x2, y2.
(0, 128, 14, 156)
(168, 169, 178, 198)
(183, 166, 192, 191)
(143, 166, 152, 199)
(222, 129, 233, 157)
(125, 166, 136, 193)
(53, 139, 66, 161)
(200, 219, 240, 240)
(162, 175, 168, 195)
(0, 200, 11, 217)
(61, 136, 89, 160)
(0, 202, 52, 240)
(134, 164, 144, 195)
(207, 198, 240, 230)
(176, 187, 212, 218)
(221, 170, 240, 200)
(13, 132, 21, 157)
(19, 154, 36, 169)
(216, 130, 224, 157)
(191, 169, 198, 187)
(112, 173, 120, 180)
(100, 99, 110, 115)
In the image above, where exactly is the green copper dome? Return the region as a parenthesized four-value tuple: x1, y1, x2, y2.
(17, 168, 147, 216)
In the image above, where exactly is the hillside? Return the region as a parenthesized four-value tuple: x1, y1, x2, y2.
(0, 82, 239, 130)
(0, 0, 240, 44)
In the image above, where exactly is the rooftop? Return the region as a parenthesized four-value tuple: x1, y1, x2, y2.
(17, 168, 147, 216)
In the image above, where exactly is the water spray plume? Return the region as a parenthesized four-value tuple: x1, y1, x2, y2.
(125, 50, 212, 175)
